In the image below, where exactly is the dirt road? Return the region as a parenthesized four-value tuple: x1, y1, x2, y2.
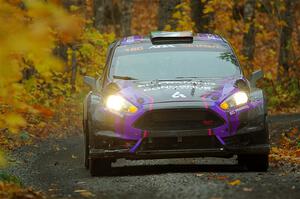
(5, 114, 300, 199)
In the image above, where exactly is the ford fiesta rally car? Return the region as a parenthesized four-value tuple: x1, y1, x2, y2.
(83, 31, 269, 176)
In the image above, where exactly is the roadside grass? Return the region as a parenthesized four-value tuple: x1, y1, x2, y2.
(0, 171, 22, 186)
(0, 171, 45, 199)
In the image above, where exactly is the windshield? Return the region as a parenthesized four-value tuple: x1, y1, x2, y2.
(110, 43, 240, 80)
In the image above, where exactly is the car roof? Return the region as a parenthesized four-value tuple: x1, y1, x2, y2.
(119, 32, 229, 47)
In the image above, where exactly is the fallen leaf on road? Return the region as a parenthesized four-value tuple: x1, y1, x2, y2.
(216, 176, 228, 180)
(243, 187, 253, 192)
(80, 191, 95, 198)
(279, 172, 287, 176)
(296, 149, 300, 157)
(74, 189, 86, 193)
(271, 147, 279, 153)
(291, 186, 296, 190)
(74, 189, 95, 198)
(54, 146, 60, 151)
(228, 179, 241, 186)
(0, 182, 45, 199)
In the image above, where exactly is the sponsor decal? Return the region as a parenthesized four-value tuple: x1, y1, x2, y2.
(138, 81, 216, 92)
(142, 85, 213, 92)
(183, 43, 226, 50)
(172, 91, 186, 98)
(124, 46, 144, 52)
(149, 45, 175, 49)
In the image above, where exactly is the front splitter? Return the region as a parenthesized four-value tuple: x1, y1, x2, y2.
(89, 144, 268, 161)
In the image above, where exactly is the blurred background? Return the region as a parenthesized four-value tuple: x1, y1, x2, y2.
(0, 0, 299, 166)
(0, 1, 299, 197)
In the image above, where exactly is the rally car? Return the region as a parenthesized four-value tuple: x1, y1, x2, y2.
(83, 31, 269, 176)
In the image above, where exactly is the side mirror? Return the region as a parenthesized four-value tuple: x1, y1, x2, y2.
(250, 70, 263, 87)
(83, 76, 96, 90)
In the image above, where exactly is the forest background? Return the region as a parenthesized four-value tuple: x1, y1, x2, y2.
(0, 0, 299, 196)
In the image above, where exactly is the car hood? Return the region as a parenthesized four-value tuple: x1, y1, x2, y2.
(110, 76, 244, 105)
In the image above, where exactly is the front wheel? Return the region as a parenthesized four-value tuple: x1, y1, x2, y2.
(83, 119, 90, 169)
(89, 158, 112, 176)
(238, 154, 269, 171)
(84, 131, 89, 169)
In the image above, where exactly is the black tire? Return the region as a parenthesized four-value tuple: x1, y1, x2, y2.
(84, 130, 89, 169)
(83, 119, 90, 169)
(89, 158, 112, 176)
(238, 154, 269, 172)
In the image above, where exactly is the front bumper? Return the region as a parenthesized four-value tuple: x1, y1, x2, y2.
(89, 100, 269, 159)
(90, 126, 269, 160)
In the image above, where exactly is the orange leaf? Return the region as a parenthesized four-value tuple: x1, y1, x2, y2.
(295, 149, 300, 157)
(228, 179, 241, 186)
(33, 105, 54, 118)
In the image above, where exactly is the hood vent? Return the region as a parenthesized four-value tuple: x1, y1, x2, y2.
(150, 31, 193, 45)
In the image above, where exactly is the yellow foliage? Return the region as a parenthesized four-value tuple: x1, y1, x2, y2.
(75, 27, 115, 78)
(0, 151, 7, 168)
(0, 2, 114, 158)
(5, 113, 26, 132)
(0, 0, 82, 132)
(165, 0, 195, 31)
(228, 179, 241, 186)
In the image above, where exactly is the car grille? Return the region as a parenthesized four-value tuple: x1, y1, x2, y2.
(140, 136, 223, 150)
(133, 108, 224, 131)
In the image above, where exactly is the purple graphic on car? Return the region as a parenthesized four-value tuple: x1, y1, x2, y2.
(104, 77, 263, 153)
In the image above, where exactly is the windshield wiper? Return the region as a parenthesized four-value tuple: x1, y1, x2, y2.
(176, 76, 202, 79)
(113, 75, 138, 80)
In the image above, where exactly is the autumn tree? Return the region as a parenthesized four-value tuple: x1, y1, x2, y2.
(119, 0, 133, 36)
(131, 0, 159, 35)
(278, 0, 296, 78)
(0, 0, 84, 168)
(93, 0, 133, 36)
(242, 0, 256, 73)
(158, 0, 181, 30)
(94, 0, 116, 32)
(190, 0, 211, 32)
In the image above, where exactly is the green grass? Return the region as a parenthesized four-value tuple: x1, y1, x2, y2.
(0, 171, 22, 186)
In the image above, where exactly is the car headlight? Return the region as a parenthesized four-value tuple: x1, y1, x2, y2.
(106, 95, 138, 113)
(220, 91, 248, 110)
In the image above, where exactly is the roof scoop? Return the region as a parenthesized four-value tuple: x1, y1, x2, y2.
(150, 31, 193, 45)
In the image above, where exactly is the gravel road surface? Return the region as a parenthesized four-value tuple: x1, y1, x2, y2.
(4, 115, 300, 199)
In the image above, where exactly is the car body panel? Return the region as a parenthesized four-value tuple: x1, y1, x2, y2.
(83, 33, 269, 159)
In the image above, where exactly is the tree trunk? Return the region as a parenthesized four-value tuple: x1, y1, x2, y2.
(190, 0, 211, 32)
(61, 0, 85, 10)
(158, 0, 181, 30)
(119, 0, 133, 36)
(278, 0, 295, 78)
(70, 46, 77, 92)
(232, 0, 244, 21)
(94, 0, 115, 32)
(242, 0, 256, 73)
(94, 0, 132, 36)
